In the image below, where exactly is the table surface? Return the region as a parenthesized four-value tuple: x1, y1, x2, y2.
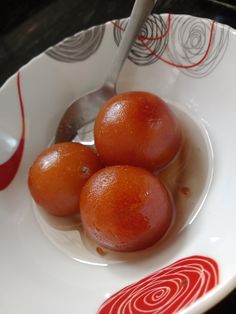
(1, 0, 236, 313)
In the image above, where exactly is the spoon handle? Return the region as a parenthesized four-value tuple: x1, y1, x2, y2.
(104, 0, 156, 89)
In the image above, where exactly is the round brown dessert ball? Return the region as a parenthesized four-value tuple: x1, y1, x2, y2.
(80, 165, 173, 252)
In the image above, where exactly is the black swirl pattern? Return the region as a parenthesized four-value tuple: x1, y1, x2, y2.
(166, 15, 229, 78)
(113, 15, 169, 66)
(46, 24, 105, 62)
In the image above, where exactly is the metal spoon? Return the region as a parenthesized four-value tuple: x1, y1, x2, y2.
(55, 0, 156, 145)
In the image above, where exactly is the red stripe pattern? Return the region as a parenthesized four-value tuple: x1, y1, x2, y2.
(0, 72, 25, 190)
(98, 255, 219, 314)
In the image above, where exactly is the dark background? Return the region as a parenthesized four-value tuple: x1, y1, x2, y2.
(0, 0, 236, 313)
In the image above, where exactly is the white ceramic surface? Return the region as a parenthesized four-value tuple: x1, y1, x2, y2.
(0, 14, 236, 314)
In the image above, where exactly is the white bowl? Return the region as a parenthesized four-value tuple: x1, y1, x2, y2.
(0, 14, 236, 314)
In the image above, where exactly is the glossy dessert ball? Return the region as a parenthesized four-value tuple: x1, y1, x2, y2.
(28, 142, 103, 216)
(94, 91, 182, 171)
(80, 165, 173, 252)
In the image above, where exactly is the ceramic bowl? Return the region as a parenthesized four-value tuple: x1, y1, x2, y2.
(0, 14, 236, 314)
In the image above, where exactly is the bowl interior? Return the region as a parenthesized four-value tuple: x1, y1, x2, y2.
(1, 14, 236, 314)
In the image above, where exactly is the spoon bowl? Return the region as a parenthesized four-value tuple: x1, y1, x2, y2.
(55, 84, 115, 145)
(55, 0, 156, 145)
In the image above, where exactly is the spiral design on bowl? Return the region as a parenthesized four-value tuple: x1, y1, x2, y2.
(113, 15, 169, 66)
(165, 16, 229, 77)
(98, 256, 219, 314)
(46, 24, 105, 62)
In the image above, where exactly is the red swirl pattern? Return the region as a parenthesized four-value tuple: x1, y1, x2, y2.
(98, 255, 219, 314)
(113, 15, 229, 77)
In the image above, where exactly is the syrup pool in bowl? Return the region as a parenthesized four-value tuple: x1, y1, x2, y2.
(32, 101, 213, 266)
